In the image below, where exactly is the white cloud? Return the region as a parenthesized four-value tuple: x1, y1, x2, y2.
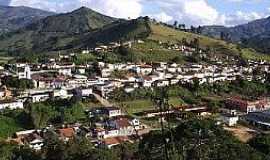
(147, 0, 269, 26)
(8, 0, 270, 26)
(146, 0, 221, 26)
(79, 0, 142, 19)
(150, 12, 173, 22)
(223, 11, 267, 26)
(9, 0, 80, 12)
(9, 0, 142, 19)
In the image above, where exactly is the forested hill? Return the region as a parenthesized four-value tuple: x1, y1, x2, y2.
(25, 6, 117, 34)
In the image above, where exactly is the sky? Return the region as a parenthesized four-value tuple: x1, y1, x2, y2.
(1, 0, 270, 26)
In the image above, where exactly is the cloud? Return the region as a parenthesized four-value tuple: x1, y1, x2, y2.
(144, 0, 221, 26)
(222, 11, 266, 26)
(8, 0, 270, 26)
(9, 0, 80, 12)
(147, 0, 269, 26)
(149, 12, 173, 22)
(79, 0, 142, 19)
(9, 0, 142, 19)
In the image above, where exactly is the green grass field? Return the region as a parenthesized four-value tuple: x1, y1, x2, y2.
(116, 97, 184, 115)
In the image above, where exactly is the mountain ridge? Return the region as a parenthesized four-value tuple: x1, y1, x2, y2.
(201, 16, 270, 53)
(0, 5, 55, 34)
(24, 6, 117, 35)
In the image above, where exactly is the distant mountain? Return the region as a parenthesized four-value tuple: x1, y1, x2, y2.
(0, 6, 118, 54)
(201, 16, 270, 53)
(0, 5, 55, 34)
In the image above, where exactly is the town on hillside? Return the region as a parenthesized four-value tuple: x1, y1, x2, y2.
(0, 40, 270, 152)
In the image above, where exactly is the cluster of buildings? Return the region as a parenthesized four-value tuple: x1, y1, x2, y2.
(9, 106, 145, 150)
(82, 40, 143, 53)
(0, 52, 270, 149)
(218, 97, 270, 127)
(0, 53, 268, 111)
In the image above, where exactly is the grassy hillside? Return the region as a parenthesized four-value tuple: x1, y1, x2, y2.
(148, 23, 270, 61)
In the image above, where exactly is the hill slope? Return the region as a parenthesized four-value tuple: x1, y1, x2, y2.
(0, 6, 268, 61)
(79, 20, 270, 62)
(76, 17, 151, 49)
(26, 7, 117, 34)
(147, 23, 270, 61)
(0, 5, 55, 34)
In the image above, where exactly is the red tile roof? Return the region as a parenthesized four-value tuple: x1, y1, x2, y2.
(57, 128, 75, 138)
(103, 136, 130, 145)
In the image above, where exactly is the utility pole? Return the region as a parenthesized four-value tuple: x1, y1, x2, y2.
(153, 87, 170, 160)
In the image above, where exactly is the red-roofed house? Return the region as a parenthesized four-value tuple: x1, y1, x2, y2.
(103, 136, 130, 148)
(57, 128, 75, 142)
(225, 97, 270, 113)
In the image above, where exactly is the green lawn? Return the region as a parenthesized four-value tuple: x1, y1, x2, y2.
(117, 99, 154, 115)
(116, 97, 184, 115)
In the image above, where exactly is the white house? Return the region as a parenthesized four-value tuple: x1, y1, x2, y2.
(105, 107, 123, 117)
(0, 100, 23, 110)
(53, 89, 72, 99)
(108, 117, 140, 136)
(17, 65, 31, 79)
(58, 68, 72, 76)
(30, 92, 50, 103)
(75, 87, 93, 97)
(220, 111, 239, 127)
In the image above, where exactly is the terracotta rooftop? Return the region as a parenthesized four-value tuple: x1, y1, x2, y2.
(57, 128, 75, 138)
(103, 136, 130, 145)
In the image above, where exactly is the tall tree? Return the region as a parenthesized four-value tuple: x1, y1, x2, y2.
(30, 103, 57, 128)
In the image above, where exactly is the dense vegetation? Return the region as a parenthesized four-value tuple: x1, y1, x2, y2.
(0, 98, 87, 138)
(139, 118, 265, 160)
(0, 118, 266, 160)
(1, 76, 34, 89)
(28, 98, 86, 128)
(249, 134, 270, 158)
(0, 109, 32, 138)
